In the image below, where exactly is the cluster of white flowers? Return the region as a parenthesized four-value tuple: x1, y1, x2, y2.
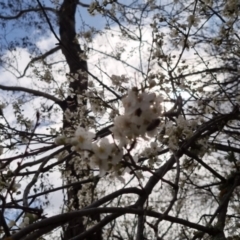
(140, 141, 162, 167)
(71, 127, 95, 151)
(55, 87, 163, 176)
(110, 88, 163, 147)
(87, 91, 105, 115)
(141, 142, 161, 157)
(162, 116, 198, 150)
(56, 127, 123, 176)
(90, 138, 123, 176)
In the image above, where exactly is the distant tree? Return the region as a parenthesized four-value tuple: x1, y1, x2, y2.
(0, 1, 240, 240)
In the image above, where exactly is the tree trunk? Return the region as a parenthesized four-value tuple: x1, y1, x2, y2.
(59, 1, 102, 239)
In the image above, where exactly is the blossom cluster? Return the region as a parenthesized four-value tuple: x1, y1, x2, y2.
(56, 127, 123, 177)
(55, 87, 163, 176)
(110, 88, 163, 147)
(161, 116, 198, 151)
(90, 138, 123, 176)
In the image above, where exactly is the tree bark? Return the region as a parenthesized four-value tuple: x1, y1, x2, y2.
(58, 1, 102, 239)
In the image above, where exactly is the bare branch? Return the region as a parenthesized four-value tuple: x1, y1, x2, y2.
(11, 207, 217, 240)
(77, 1, 90, 8)
(0, 84, 62, 105)
(0, 7, 57, 20)
(18, 46, 61, 79)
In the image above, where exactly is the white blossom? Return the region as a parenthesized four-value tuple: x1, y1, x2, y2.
(111, 87, 163, 146)
(89, 155, 109, 177)
(91, 138, 123, 175)
(92, 138, 112, 160)
(71, 127, 95, 151)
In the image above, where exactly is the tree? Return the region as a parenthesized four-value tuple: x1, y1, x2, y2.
(0, 0, 240, 239)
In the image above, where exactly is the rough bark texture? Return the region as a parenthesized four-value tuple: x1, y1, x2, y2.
(59, 0, 88, 113)
(59, 1, 102, 239)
